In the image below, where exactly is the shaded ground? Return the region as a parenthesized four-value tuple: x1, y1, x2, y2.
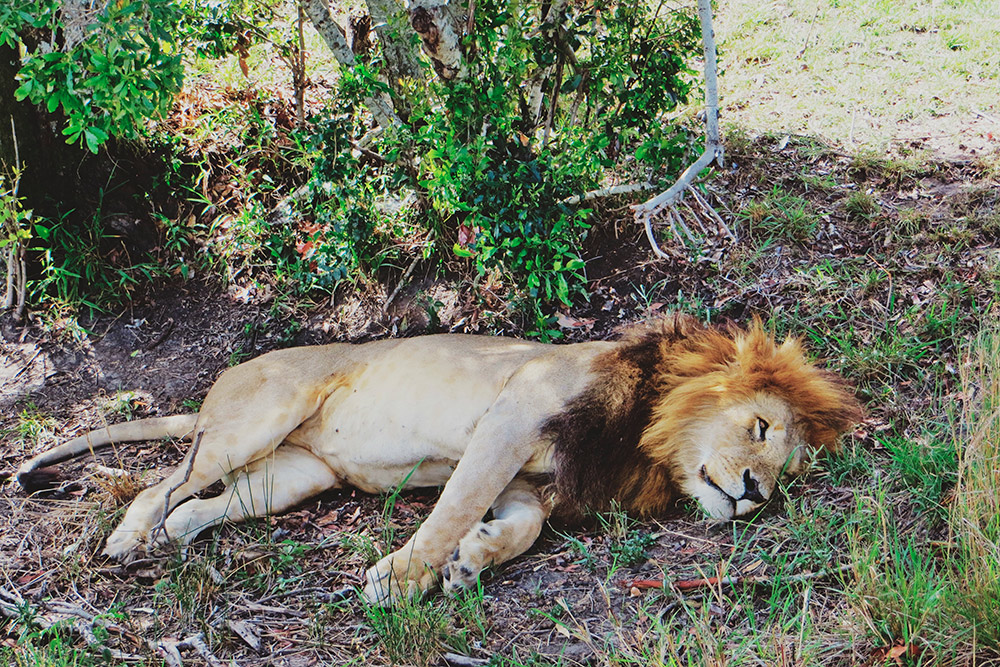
(2, 130, 998, 665)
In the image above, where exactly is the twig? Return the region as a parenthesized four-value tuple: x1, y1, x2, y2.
(796, 1, 822, 59)
(1, 586, 233, 667)
(972, 109, 999, 124)
(383, 231, 434, 313)
(144, 317, 175, 351)
(623, 562, 854, 592)
(442, 653, 489, 666)
(11, 348, 41, 380)
(151, 430, 204, 545)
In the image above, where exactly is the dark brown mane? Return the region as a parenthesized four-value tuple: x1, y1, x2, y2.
(542, 314, 711, 521)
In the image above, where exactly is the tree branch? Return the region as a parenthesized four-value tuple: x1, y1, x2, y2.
(150, 429, 204, 546)
(632, 0, 728, 257)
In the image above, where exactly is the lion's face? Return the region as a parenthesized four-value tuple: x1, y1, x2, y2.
(677, 393, 806, 519)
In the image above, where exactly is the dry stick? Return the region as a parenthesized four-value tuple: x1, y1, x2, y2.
(0, 587, 231, 667)
(382, 230, 435, 313)
(443, 653, 489, 667)
(151, 430, 205, 546)
(624, 562, 855, 592)
(632, 0, 724, 258)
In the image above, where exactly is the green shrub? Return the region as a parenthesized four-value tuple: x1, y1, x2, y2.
(291, 0, 701, 329)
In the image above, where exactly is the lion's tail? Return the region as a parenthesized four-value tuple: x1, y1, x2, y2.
(17, 414, 199, 490)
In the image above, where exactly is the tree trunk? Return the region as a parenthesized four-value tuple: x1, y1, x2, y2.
(364, 0, 423, 104)
(303, 0, 401, 129)
(407, 0, 467, 81)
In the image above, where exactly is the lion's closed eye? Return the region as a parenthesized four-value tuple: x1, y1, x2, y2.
(757, 418, 769, 441)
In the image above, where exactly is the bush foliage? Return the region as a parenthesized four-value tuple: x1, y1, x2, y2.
(296, 0, 700, 328)
(1, 0, 700, 319)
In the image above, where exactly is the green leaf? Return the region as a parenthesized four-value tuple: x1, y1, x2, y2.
(83, 125, 109, 153)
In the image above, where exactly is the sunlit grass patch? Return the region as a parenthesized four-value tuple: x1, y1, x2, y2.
(716, 0, 1000, 151)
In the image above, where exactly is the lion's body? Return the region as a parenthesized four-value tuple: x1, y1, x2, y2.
(18, 314, 862, 603)
(276, 336, 612, 492)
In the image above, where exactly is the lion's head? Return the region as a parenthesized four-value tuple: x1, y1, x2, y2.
(546, 314, 863, 521)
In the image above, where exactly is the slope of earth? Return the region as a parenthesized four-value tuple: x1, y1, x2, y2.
(2, 130, 998, 666)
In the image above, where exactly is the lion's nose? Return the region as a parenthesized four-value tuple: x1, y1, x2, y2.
(739, 469, 767, 504)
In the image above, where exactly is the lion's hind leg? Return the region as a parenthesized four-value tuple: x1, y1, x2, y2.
(155, 445, 339, 548)
(441, 477, 550, 594)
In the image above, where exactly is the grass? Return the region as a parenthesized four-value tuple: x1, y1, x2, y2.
(948, 331, 1000, 652)
(3, 2, 1000, 666)
(736, 185, 820, 242)
(362, 587, 489, 667)
(7, 402, 56, 457)
(716, 0, 1000, 152)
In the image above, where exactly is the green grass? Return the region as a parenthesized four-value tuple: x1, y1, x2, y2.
(362, 586, 488, 666)
(7, 402, 55, 457)
(736, 186, 820, 242)
(597, 503, 656, 571)
(843, 190, 882, 222)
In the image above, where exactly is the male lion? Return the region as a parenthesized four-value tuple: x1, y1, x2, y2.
(18, 314, 862, 603)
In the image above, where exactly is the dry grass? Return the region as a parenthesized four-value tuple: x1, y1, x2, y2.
(949, 331, 1000, 653)
(716, 0, 1000, 155)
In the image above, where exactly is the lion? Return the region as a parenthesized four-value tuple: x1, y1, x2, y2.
(17, 313, 862, 603)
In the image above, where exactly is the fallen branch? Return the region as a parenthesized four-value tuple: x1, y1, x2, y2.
(151, 430, 204, 546)
(560, 181, 655, 206)
(624, 563, 854, 592)
(632, 0, 730, 258)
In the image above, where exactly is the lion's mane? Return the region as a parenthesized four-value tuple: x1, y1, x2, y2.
(543, 314, 863, 520)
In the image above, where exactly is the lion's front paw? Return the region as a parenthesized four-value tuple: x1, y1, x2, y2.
(102, 528, 144, 561)
(441, 522, 499, 594)
(362, 550, 438, 606)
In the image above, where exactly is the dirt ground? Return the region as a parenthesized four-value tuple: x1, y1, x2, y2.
(2, 129, 999, 666)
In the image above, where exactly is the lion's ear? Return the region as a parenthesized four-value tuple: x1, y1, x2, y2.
(792, 368, 864, 453)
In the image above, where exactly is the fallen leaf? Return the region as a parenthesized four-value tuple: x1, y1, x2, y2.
(555, 312, 595, 330)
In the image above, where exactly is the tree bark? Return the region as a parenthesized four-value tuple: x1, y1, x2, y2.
(302, 0, 401, 129)
(364, 0, 423, 101)
(407, 0, 467, 81)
